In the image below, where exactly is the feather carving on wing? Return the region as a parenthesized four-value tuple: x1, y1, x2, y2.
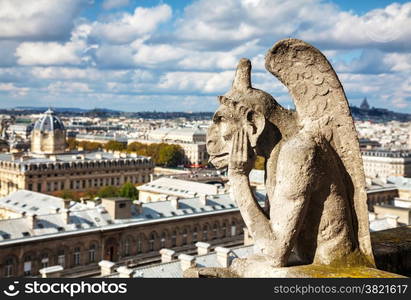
(265, 38, 375, 265)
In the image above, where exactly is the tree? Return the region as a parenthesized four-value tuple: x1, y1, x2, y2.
(127, 142, 147, 154)
(254, 156, 265, 170)
(119, 182, 138, 200)
(67, 138, 78, 150)
(78, 141, 103, 151)
(157, 144, 183, 167)
(97, 186, 119, 198)
(104, 140, 127, 152)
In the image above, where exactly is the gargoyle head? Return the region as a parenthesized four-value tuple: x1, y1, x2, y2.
(206, 58, 281, 169)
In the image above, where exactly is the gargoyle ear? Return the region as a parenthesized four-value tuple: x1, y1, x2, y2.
(244, 109, 265, 148)
(232, 58, 252, 91)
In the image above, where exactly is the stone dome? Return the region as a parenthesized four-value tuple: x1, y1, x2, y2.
(31, 109, 66, 155)
(33, 108, 65, 132)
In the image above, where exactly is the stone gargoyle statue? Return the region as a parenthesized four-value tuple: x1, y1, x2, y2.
(185, 38, 396, 277)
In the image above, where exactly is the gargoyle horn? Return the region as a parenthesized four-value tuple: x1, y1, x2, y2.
(232, 58, 252, 92)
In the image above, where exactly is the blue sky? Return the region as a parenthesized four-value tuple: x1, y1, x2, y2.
(0, 0, 411, 112)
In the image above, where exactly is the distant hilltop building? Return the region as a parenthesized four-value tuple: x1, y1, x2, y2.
(0, 109, 153, 197)
(360, 97, 370, 110)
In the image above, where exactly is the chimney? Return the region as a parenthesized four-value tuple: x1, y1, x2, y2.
(133, 200, 144, 215)
(199, 194, 207, 206)
(63, 199, 71, 209)
(195, 242, 210, 255)
(80, 197, 90, 204)
(39, 265, 64, 278)
(215, 247, 232, 268)
(99, 260, 116, 276)
(62, 209, 70, 224)
(386, 215, 399, 227)
(178, 254, 196, 271)
(170, 196, 180, 209)
(116, 266, 135, 278)
(368, 212, 376, 221)
(27, 213, 37, 229)
(159, 248, 175, 263)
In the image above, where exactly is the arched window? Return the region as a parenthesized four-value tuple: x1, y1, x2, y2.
(4, 258, 14, 277)
(57, 249, 65, 268)
(136, 236, 142, 254)
(213, 223, 218, 240)
(89, 244, 97, 263)
(24, 255, 32, 276)
(161, 232, 167, 248)
(192, 227, 198, 243)
(41, 253, 49, 269)
(124, 239, 130, 256)
(149, 232, 156, 251)
(231, 221, 237, 236)
(182, 229, 188, 246)
(222, 222, 227, 238)
(73, 247, 81, 266)
(171, 231, 177, 247)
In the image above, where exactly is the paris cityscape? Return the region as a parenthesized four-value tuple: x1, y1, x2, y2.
(0, 0, 410, 286)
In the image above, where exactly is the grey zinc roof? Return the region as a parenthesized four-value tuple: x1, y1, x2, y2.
(0, 151, 151, 165)
(112, 245, 254, 278)
(137, 177, 219, 197)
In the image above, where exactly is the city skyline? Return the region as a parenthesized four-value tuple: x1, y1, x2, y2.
(0, 0, 411, 112)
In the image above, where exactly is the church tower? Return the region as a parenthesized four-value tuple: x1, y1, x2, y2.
(31, 109, 67, 155)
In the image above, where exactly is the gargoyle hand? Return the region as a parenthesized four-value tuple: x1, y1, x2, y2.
(228, 128, 254, 176)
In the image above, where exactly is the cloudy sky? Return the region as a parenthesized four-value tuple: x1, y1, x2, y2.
(0, 0, 410, 112)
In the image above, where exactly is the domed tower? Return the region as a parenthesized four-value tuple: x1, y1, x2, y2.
(31, 109, 67, 155)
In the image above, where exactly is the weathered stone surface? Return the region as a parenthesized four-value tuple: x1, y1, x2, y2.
(203, 38, 379, 277)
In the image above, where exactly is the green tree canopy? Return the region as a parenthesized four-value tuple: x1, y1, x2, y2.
(254, 156, 265, 170)
(157, 144, 183, 167)
(104, 140, 127, 152)
(97, 186, 119, 198)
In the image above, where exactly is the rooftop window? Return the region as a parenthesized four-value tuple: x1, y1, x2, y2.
(22, 232, 30, 237)
(1, 233, 10, 239)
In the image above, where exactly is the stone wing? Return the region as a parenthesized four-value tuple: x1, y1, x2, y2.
(265, 38, 375, 266)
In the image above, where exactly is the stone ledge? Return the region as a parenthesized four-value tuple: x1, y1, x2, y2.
(185, 226, 411, 278)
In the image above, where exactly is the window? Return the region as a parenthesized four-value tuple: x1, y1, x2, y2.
(74, 248, 81, 266)
(24, 256, 32, 276)
(160, 232, 166, 248)
(119, 203, 126, 208)
(4, 258, 13, 277)
(149, 233, 155, 251)
(213, 223, 218, 240)
(89, 244, 96, 263)
(58, 250, 65, 268)
(124, 239, 130, 256)
(203, 225, 208, 241)
(231, 222, 236, 236)
(137, 238, 142, 254)
(222, 223, 227, 238)
(180, 229, 188, 246)
(171, 231, 177, 247)
(192, 227, 198, 243)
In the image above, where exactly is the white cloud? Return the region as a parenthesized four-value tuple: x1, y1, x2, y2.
(48, 81, 92, 93)
(0, 83, 29, 96)
(0, 0, 87, 40)
(15, 24, 93, 66)
(91, 4, 172, 44)
(102, 0, 130, 10)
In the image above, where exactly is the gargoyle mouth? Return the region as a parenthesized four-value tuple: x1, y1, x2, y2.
(208, 153, 229, 169)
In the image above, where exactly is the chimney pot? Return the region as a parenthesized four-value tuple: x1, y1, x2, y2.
(159, 248, 176, 263)
(215, 247, 232, 268)
(99, 260, 116, 276)
(178, 254, 196, 271)
(116, 266, 135, 278)
(195, 242, 211, 255)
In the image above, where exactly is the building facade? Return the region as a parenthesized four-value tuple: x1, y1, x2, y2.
(0, 109, 154, 197)
(0, 190, 248, 278)
(362, 150, 411, 179)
